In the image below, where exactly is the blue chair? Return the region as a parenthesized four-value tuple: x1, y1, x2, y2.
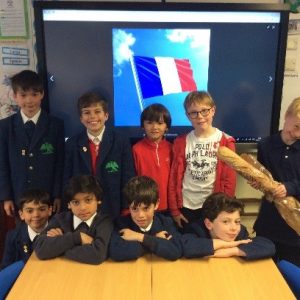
(278, 260, 300, 299)
(0, 260, 25, 299)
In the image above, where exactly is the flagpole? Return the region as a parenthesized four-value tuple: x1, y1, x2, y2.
(130, 55, 145, 111)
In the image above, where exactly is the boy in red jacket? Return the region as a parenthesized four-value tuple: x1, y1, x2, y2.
(133, 104, 172, 213)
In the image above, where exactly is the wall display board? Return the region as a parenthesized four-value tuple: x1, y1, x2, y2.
(34, 2, 289, 142)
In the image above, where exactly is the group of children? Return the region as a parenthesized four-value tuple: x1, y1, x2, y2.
(0, 69, 300, 297)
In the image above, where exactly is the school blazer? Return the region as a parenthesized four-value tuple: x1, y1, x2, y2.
(1, 223, 32, 269)
(0, 111, 65, 205)
(64, 127, 135, 218)
(34, 211, 113, 265)
(109, 213, 183, 261)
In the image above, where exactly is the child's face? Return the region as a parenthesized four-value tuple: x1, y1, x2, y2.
(186, 102, 215, 135)
(204, 210, 241, 242)
(281, 113, 300, 145)
(80, 103, 108, 136)
(129, 202, 158, 229)
(143, 120, 168, 143)
(19, 202, 52, 233)
(68, 192, 99, 221)
(14, 89, 44, 118)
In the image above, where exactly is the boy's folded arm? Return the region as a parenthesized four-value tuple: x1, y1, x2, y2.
(109, 230, 144, 261)
(34, 231, 81, 260)
(182, 234, 214, 258)
(64, 218, 113, 265)
(212, 247, 243, 258)
(144, 233, 182, 261)
(238, 236, 276, 260)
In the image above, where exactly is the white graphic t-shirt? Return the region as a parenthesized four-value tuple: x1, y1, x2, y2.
(182, 128, 222, 209)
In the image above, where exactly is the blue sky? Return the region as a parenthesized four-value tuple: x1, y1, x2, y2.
(113, 28, 210, 126)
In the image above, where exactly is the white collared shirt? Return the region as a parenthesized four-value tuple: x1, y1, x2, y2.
(87, 126, 105, 145)
(73, 213, 97, 230)
(139, 221, 153, 233)
(27, 222, 48, 242)
(21, 109, 41, 125)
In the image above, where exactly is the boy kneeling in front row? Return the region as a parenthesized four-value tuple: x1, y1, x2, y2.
(35, 175, 113, 264)
(182, 192, 275, 260)
(109, 176, 182, 261)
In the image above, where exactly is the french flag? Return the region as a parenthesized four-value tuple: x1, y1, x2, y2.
(133, 55, 197, 99)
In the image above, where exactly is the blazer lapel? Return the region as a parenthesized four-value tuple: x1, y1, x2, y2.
(98, 128, 113, 167)
(78, 132, 92, 172)
(13, 112, 28, 146)
(30, 110, 48, 149)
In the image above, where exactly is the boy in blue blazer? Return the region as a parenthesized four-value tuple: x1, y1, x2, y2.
(109, 176, 182, 261)
(0, 189, 52, 297)
(182, 192, 275, 260)
(1, 189, 52, 269)
(64, 92, 135, 218)
(0, 70, 65, 215)
(34, 175, 113, 265)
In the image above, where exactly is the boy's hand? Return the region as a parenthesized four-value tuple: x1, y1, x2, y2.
(119, 228, 144, 242)
(272, 183, 287, 199)
(47, 228, 63, 237)
(52, 198, 61, 213)
(156, 231, 172, 240)
(212, 247, 246, 258)
(4, 200, 15, 217)
(80, 232, 94, 245)
(173, 214, 189, 228)
(213, 238, 252, 250)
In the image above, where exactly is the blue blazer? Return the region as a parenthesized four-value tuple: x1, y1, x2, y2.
(109, 213, 183, 261)
(182, 218, 276, 260)
(64, 127, 135, 218)
(1, 222, 32, 269)
(34, 211, 113, 265)
(0, 110, 65, 205)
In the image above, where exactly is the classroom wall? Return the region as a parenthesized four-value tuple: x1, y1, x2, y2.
(0, 0, 288, 237)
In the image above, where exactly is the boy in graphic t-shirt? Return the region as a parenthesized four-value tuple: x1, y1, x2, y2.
(168, 91, 236, 232)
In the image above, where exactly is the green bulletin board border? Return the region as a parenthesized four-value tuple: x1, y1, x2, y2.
(0, 0, 29, 40)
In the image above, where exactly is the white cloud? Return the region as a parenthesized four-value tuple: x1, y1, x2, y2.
(113, 29, 136, 65)
(166, 29, 210, 51)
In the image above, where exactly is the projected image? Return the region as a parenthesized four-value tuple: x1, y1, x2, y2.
(113, 28, 210, 126)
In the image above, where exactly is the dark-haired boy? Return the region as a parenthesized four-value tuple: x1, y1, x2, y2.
(1, 189, 52, 269)
(182, 192, 275, 260)
(109, 176, 182, 261)
(133, 103, 172, 212)
(0, 70, 65, 216)
(64, 92, 135, 218)
(34, 175, 113, 264)
(0, 189, 52, 297)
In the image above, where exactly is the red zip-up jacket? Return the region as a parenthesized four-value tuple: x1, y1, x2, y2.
(133, 138, 172, 211)
(168, 132, 236, 216)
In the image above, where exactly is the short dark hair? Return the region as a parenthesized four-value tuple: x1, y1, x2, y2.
(64, 175, 103, 203)
(123, 176, 159, 208)
(140, 103, 171, 129)
(10, 70, 44, 94)
(202, 193, 244, 221)
(19, 189, 51, 210)
(77, 92, 108, 115)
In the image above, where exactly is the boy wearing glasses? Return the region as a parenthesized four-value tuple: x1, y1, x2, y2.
(35, 175, 113, 264)
(169, 91, 236, 232)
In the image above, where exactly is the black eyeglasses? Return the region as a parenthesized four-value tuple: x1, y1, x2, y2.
(187, 107, 212, 119)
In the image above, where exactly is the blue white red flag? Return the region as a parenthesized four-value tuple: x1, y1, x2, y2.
(132, 56, 197, 99)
